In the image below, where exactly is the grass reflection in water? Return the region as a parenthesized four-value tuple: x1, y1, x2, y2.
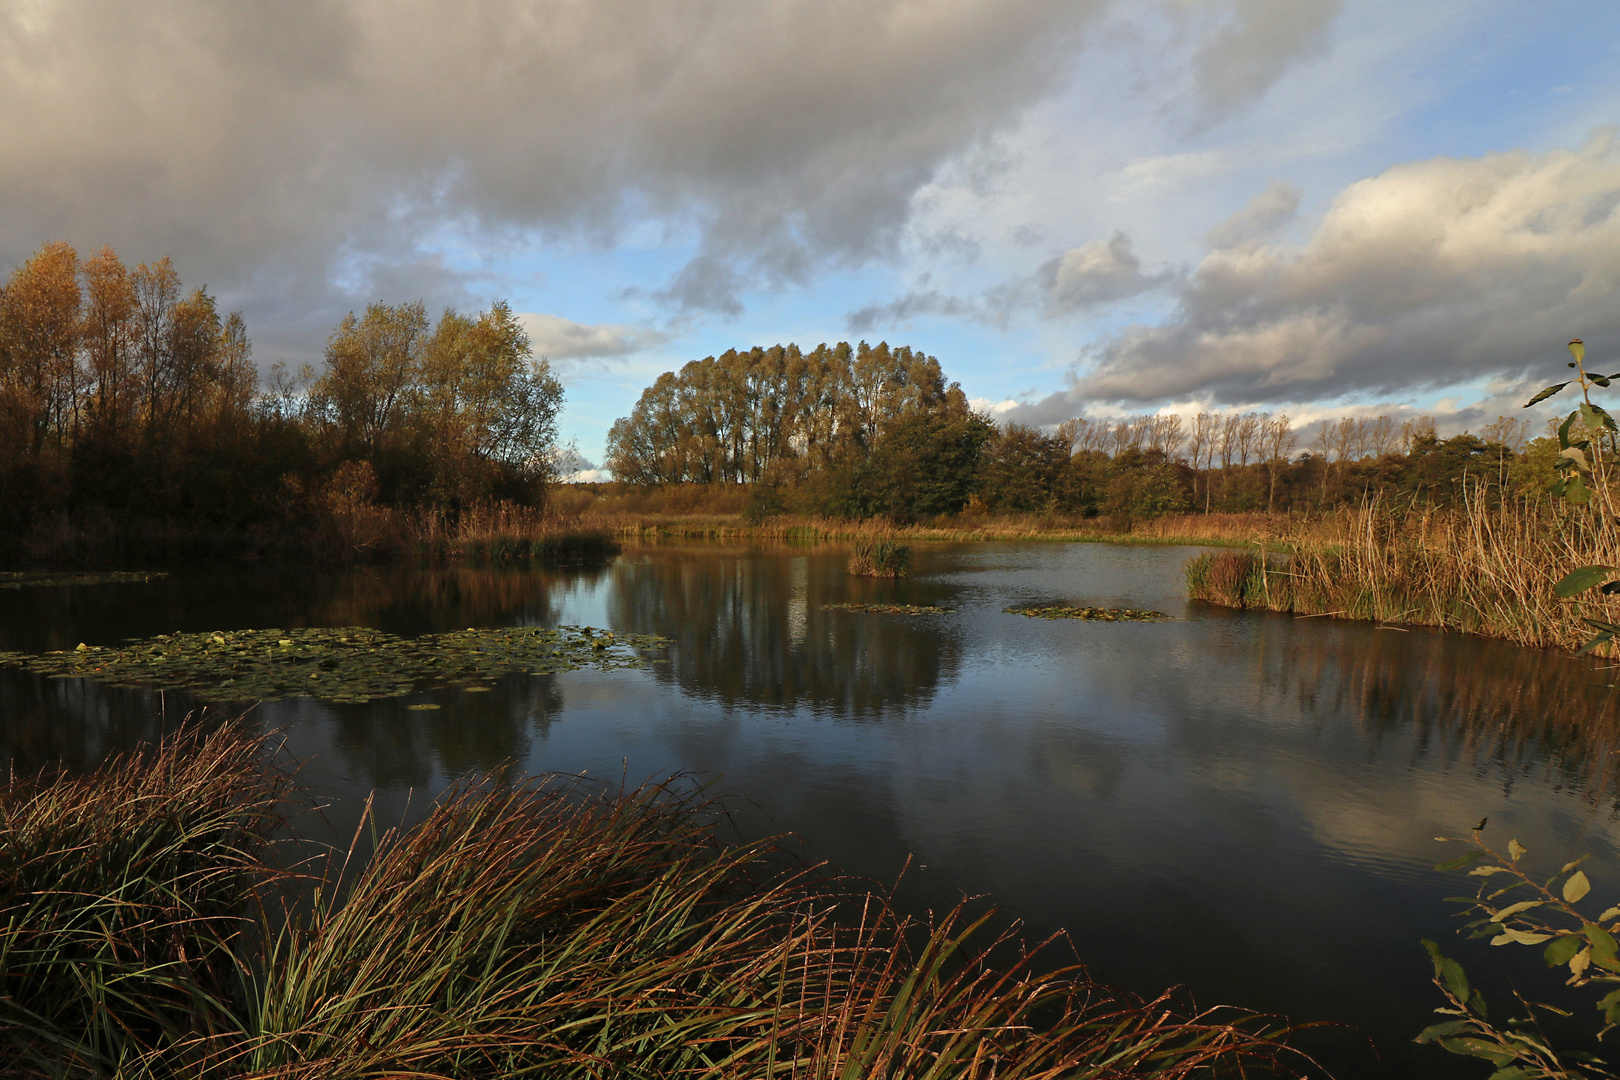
(0, 624, 668, 704)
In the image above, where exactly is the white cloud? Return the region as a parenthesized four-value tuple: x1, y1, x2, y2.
(518, 313, 668, 360)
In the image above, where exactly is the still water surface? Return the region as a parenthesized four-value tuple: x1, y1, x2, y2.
(5, 540, 1620, 1076)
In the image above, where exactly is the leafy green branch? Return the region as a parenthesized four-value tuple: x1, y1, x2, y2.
(1532, 340, 1620, 654)
(1422, 822, 1620, 1078)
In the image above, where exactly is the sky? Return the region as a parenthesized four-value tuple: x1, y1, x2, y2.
(4, 0, 1620, 476)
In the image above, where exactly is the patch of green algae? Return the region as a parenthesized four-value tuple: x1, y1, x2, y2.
(1005, 605, 1168, 621)
(0, 625, 669, 704)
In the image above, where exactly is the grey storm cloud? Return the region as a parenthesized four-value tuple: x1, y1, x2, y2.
(1190, 0, 1343, 123)
(1204, 178, 1301, 249)
(1071, 130, 1620, 407)
(0, 0, 1102, 359)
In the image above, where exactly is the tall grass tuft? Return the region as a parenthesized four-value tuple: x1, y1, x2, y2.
(3, 725, 1301, 1078)
(0, 721, 289, 1076)
(848, 539, 910, 578)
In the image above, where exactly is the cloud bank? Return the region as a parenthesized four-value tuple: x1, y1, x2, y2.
(1070, 129, 1620, 407)
(0, 0, 1101, 339)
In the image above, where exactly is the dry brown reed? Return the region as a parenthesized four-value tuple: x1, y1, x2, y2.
(1186, 489, 1620, 656)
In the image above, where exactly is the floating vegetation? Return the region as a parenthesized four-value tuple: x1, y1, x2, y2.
(0, 624, 669, 704)
(0, 570, 166, 590)
(1006, 605, 1169, 622)
(823, 602, 955, 615)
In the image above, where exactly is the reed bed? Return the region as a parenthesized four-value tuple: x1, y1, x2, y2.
(589, 509, 1291, 548)
(2, 724, 1302, 1079)
(1184, 491, 1620, 656)
(848, 538, 911, 578)
(424, 500, 620, 563)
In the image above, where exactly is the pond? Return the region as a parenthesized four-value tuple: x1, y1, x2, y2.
(4, 539, 1620, 1078)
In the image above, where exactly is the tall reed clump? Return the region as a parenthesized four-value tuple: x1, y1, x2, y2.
(416, 499, 621, 564)
(1183, 491, 1620, 656)
(849, 538, 911, 578)
(2, 723, 1299, 1079)
(0, 722, 289, 1077)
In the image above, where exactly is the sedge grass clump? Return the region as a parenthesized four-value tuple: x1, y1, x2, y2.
(0, 722, 289, 1076)
(849, 538, 911, 578)
(1, 723, 1301, 1079)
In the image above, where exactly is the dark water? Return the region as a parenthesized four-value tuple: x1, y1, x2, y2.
(6, 540, 1620, 1077)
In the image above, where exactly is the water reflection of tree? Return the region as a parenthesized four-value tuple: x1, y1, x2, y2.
(607, 551, 960, 718)
(1257, 623, 1620, 805)
(267, 673, 566, 790)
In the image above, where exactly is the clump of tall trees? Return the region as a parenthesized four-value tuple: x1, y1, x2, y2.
(605, 342, 994, 519)
(0, 241, 562, 553)
(605, 342, 1552, 522)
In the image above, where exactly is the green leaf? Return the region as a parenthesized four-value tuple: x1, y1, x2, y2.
(1509, 839, 1528, 862)
(1556, 566, 1618, 597)
(1599, 905, 1620, 922)
(1492, 929, 1553, 945)
(1491, 900, 1547, 922)
(1587, 923, 1620, 971)
(1526, 381, 1571, 406)
(1436, 1037, 1517, 1066)
(1547, 934, 1585, 967)
(1566, 870, 1593, 903)
(1577, 631, 1615, 657)
(1560, 410, 1580, 449)
(1488, 1068, 1533, 1080)
(1437, 850, 1487, 871)
(1594, 403, 1620, 430)
(1571, 338, 1587, 364)
(1600, 988, 1620, 1023)
(1593, 375, 1613, 387)
(1568, 472, 1595, 505)
(1583, 402, 1612, 441)
(1416, 1020, 1474, 1043)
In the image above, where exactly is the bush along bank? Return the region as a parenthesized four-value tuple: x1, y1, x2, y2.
(1, 722, 1303, 1079)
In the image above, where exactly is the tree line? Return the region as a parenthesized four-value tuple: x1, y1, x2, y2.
(0, 241, 562, 545)
(605, 341, 1553, 521)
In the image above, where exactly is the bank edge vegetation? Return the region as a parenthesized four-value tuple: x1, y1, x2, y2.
(0, 723, 1297, 1078)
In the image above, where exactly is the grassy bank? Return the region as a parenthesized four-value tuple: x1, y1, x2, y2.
(2, 723, 1297, 1078)
(2, 498, 619, 568)
(1183, 494, 1620, 657)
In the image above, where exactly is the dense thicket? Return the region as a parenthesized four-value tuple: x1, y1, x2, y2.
(0, 242, 561, 548)
(607, 345, 1551, 521)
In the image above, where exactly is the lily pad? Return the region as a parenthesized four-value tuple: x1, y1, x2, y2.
(823, 603, 955, 615)
(1005, 605, 1168, 622)
(0, 624, 670, 704)
(0, 571, 167, 590)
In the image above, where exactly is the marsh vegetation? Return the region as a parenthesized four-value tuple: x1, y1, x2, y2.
(1, 723, 1296, 1078)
